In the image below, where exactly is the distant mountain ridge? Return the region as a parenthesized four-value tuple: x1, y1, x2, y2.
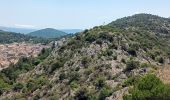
(28, 28, 67, 38)
(0, 26, 36, 34)
(0, 26, 82, 34)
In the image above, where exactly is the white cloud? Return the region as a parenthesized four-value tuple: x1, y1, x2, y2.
(14, 24, 35, 28)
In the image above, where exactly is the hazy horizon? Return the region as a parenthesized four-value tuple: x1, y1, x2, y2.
(0, 0, 170, 29)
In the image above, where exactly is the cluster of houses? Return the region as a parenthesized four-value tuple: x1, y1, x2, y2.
(0, 42, 49, 70)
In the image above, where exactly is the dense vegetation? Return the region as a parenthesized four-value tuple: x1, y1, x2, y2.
(108, 14, 170, 58)
(123, 74, 170, 100)
(28, 28, 67, 38)
(0, 30, 50, 44)
(0, 30, 70, 44)
(0, 31, 33, 43)
(108, 13, 170, 35)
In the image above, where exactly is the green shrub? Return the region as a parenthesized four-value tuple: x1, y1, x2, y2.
(96, 39, 103, 45)
(59, 45, 66, 52)
(102, 49, 113, 56)
(26, 80, 36, 92)
(140, 63, 150, 68)
(69, 72, 80, 83)
(75, 34, 82, 40)
(67, 38, 77, 46)
(81, 56, 91, 68)
(137, 74, 162, 91)
(129, 43, 139, 51)
(147, 50, 162, 60)
(121, 58, 126, 63)
(95, 77, 106, 89)
(36, 76, 47, 86)
(124, 74, 170, 100)
(113, 55, 117, 60)
(0, 78, 11, 95)
(33, 59, 41, 66)
(38, 48, 51, 60)
(109, 43, 118, 50)
(13, 82, 24, 91)
(70, 81, 79, 89)
(83, 29, 88, 34)
(99, 32, 114, 42)
(59, 73, 66, 80)
(127, 48, 137, 56)
(123, 76, 138, 87)
(21, 63, 31, 71)
(33, 95, 40, 100)
(125, 60, 140, 71)
(99, 86, 112, 100)
(156, 56, 164, 64)
(75, 67, 80, 71)
(49, 60, 64, 74)
(84, 68, 93, 76)
(85, 33, 98, 42)
(74, 87, 89, 100)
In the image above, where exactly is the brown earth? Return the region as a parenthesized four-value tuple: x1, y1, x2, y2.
(157, 65, 170, 84)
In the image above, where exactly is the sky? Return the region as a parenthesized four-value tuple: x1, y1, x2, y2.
(0, 0, 170, 29)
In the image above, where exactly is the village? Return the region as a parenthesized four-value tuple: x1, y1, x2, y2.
(0, 42, 49, 70)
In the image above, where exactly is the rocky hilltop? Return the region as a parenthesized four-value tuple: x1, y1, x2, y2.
(0, 14, 170, 100)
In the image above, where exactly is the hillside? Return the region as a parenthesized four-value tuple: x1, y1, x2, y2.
(29, 28, 67, 38)
(0, 30, 53, 44)
(109, 13, 170, 35)
(0, 31, 33, 43)
(0, 14, 170, 99)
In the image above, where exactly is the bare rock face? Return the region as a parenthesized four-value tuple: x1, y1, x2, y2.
(55, 38, 66, 48)
(106, 87, 129, 100)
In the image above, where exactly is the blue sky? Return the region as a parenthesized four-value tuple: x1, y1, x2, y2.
(0, 0, 170, 29)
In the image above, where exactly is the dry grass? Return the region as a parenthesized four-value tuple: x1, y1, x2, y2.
(157, 65, 170, 84)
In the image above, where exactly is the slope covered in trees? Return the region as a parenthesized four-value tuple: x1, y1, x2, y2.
(0, 14, 170, 99)
(0, 31, 33, 43)
(0, 30, 56, 44)
(108, 14, 170, 35)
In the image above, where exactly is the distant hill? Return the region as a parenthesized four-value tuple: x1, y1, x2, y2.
(28, 28, 67, 38)
(0, 30, 53, 44)
(0, 31, 33, 43)
(0, 26, 82, 34)
(0, 26, 36, 34)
